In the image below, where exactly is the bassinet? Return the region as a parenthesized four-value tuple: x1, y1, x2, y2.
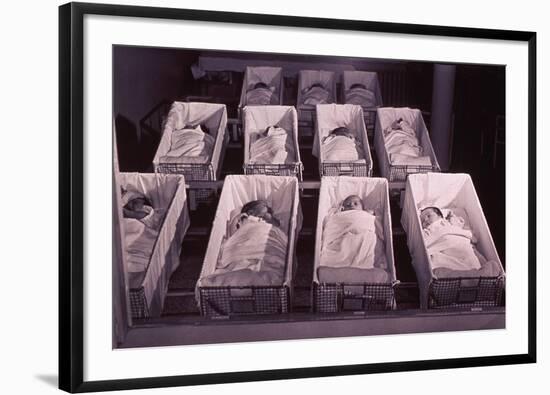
(197, 175, 302, 317)
(401, 173, 505, 309)
(297, 70, 337, 125)
(243, 106, 303, 180)
(119, 172, 190, 318)
(153, 101, 228, 181)
(374, 107, 440, 184)
(238, 66, 284, 111)
(341, 71, 383, 137)
(314, 104, 372, 177)
(313, 176, 398, 313)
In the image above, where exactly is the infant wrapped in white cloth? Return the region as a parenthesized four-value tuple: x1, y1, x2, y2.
(246, 82, 276, 105)
(249, 125, 296, 165)
(320, 195, 387, 271)
(160, 124, 215, 164)
(322, 127, 365, 162)
(302, 83, 330, 105)
(201, 200, 288, 287)
(344, 83, 377, 108)
(121, 188, 165, 273)
(420, 206, 488, 272)
(384, 118, 432, 166)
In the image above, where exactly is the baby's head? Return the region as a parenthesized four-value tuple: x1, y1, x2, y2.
(253, 82, 269, 90)
(420, 206, 444, 228)
(241, 199, 280, 227)
(330, 126, 354, 139)
(342, 195, 364, 211)
(309, 82, 325, 90)
(349, 83, 367, 90)
(184, 123, 210, 134)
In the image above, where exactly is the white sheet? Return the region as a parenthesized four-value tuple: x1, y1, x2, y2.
(401, 173, 504, 308)
(159, 126, 214, 163)
(314, 176, 396, 284)
(153, 102, 228, 179)
(320, 209, 386, 270)
(243, 106, 301, 167)
(118, 172, 190, 317)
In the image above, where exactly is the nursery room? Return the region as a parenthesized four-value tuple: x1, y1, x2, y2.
(112, 44, 505, 348)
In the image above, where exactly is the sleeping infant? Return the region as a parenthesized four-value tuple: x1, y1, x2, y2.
(302, 82, 330, 105)
(383, 117, 432, 167)
(345, 83, 377, 107)
(321, 127, 364, 162)
(319, 194, 386, 271)
(419, 206, 484, 272)
(246, 82, 276, 105)
(121, 188, 164, 230)
(231, 199, 281, 234)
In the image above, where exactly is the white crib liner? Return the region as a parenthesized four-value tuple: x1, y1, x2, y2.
(313, 176, 396, 284)
(197, 175, 302, 291)
(374, 107, 440, 181)
(153, 101, 228, 177)
(313, 104, 372, 165)
(401, 173, 504, 308)
(341, 70, 383, 107)
(239, 66, 284, 108)
(119, 172, 190, 317)
(297, 70, 337, 107)
(242, 105, 301, 166)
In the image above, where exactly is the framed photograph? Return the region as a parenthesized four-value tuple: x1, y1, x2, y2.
(59, 1, 536, 393)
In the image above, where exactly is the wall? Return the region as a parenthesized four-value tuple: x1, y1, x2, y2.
(2, 0, 547, 395)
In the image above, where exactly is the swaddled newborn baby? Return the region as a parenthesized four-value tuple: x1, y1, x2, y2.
(160, 123, 214, 164)
(319, 194, 386, 271)
(322, 127, 365, 162)
(246, 82, 276, 105)
(203, 199, 287, 287)
(345, 83, 377, 107)
(121, 188, 166, 273)
(302, 82, 330, 105)
(383, 117, 431, 167)
(419, 206, 484, 271)
(232, 199, 281, 233)
(249, 125, 296, 165)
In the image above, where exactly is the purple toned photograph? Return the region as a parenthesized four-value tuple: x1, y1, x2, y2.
(112, 45, 505, 349)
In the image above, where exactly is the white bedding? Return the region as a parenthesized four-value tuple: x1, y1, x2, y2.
(422, 219, 483, 271)
(159, 126, 215, 164)
(321, 134, 365, 162)
(246, 87, 276, 106)
(303, 86, 330, 105)
(345, 87, 377, 107)
(249, 126, 296, 164)
(320, 209, 386, 270)
(201, 221, 288, 287)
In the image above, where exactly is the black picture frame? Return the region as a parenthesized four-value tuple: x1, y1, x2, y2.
(59, 1, 537, 393)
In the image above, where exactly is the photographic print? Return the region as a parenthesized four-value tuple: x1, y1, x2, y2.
(113, 44, 507, 345)
(59, 2, 535, 392)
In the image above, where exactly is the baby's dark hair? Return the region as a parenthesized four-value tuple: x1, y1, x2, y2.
(253, 82, 269, 89)
(123, 195, 152, 210)
(241, 200, 269, 216)
(420, 206, 443, 218)
(184, 123, 210, 134)
(309, 82, 325, 90)
(330, 127, 353, 139)
(349, 83, 367, 90)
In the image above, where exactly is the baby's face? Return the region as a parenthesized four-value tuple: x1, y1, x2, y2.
(342, 196, 363, 211)
(420, 208, 442, 228)
(127, 197, 148, 212)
